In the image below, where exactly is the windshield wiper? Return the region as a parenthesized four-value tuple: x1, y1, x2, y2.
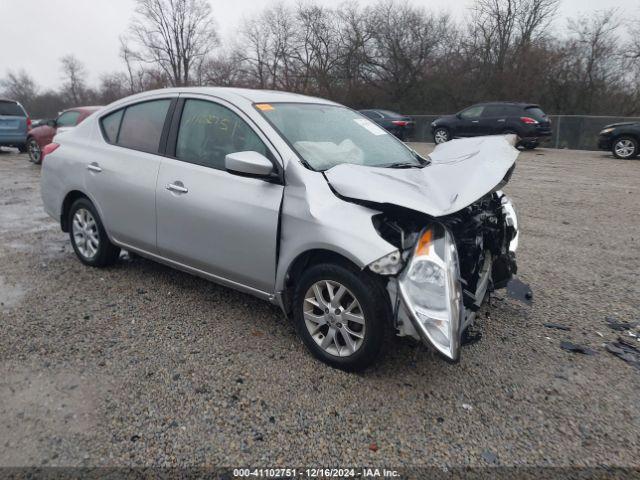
(382, 162, 425, 169)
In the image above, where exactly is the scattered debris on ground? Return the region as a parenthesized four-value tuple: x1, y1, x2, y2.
(605, 338, 640, 369)
(560, 341, 597, 356)
(605, 317, 639, 332)
(506, 277, 533, 305)
(544, 323, 571, 331)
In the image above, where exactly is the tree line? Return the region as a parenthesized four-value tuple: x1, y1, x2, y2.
(2, 0, 640, 119)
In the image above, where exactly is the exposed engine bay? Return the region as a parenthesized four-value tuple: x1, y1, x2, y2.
(368, 189, 519, 361)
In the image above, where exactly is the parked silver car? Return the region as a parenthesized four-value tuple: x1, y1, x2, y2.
(41, 88, 520, 371)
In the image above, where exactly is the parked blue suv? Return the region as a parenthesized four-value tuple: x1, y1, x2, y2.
(0, 99, 30, 152)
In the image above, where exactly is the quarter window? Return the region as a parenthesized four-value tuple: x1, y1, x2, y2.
(176, 99, 268, 170)
(57, 111, 81, 127)
(101, 109, 123, 143)
(117, 100, 171, 153)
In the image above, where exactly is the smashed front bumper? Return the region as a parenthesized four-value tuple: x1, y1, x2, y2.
(384, 195, 519, 361)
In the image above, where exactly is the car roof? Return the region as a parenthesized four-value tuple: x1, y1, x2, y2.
(473, 101, 540, 109)
(0, 98, 19, 104)
(108, 87, 338, 109)
(63, 106, 103, 114)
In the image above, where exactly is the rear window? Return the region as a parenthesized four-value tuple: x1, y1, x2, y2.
(0, 101, 26, 117)
(525, 106, 547, 120)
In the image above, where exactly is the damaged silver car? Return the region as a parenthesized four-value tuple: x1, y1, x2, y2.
(41, 88, 519, 371)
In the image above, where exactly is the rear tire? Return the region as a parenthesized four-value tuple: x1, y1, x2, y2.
(68, 198, 120, 267)
(612, 136, 638, 159)
(293, 262, 389, 371)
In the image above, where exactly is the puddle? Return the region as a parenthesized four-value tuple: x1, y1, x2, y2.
(0, 276, 26, 310)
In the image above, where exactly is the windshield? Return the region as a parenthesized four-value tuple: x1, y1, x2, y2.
(256, 103, 421, 171)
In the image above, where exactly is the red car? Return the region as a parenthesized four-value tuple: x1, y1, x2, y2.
(26, 106, 101, 163)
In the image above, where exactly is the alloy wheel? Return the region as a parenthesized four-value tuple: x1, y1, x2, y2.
(303, 280, 366, 357)
(28, 139, 41, 163)
(72, 208, 100, 259)
(434, 129, 449, 144)
(614, 139, 636, 158)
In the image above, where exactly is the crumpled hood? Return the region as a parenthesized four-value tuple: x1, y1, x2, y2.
(324, 135, 519, 217)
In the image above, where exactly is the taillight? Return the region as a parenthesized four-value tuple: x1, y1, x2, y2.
(392, 120, 409, 126)
(520, 117, 539, 125)
(27, 117, 32, 130)
(41, 143, 60, 162)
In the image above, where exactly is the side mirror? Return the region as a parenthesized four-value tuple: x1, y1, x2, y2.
(455, 113, 462, 119)
(225, 151, 274, 177)
(46, 119, 57, 128)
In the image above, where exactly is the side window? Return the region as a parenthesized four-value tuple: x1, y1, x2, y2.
(176, 99, 268, 170)
(460, 106, 484, 119)
(361, 111, 382, 120)
(482, 105, 505, 117)
(101, 109, 124, 143)
(117, 100, 171, 153)
(57, 111, 81, 127)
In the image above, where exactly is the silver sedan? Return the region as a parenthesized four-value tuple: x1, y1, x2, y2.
(41, 87, 520, 371)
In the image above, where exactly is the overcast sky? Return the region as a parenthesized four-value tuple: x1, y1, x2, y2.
(0, 0, 637, 90)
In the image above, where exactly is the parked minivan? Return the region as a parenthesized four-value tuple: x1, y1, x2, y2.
(0, 99, 30, 152)
(41, 88, 520, 371)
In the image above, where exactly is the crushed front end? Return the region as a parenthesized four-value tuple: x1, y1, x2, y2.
(370, 191, 519, 361)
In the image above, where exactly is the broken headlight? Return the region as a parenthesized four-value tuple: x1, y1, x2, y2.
(501, 194, 519, 252)
(398, 224, 463, 360)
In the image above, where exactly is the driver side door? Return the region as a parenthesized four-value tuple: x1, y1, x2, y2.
(156, 97, 284, 296)
(456, 105, 485, 137)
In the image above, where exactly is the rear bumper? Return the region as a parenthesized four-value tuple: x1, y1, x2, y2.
(0, 134, 27, 147)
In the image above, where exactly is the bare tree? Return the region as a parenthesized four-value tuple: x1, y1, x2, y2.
(60, 55, 87, 104)
(126, 0, 219, 87)
(0, 70, 39, 110)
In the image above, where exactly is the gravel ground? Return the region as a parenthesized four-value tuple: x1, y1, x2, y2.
(0, 145, 639, 468)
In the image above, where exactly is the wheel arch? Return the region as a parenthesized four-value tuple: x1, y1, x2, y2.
(278, 248, 368, 316)
(60, 190, 90, 232)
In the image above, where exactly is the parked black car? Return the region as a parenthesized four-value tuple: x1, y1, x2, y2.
(359, 109, 415, 140)
(597, 122, 640, 159)
(430, 102, 552, 149)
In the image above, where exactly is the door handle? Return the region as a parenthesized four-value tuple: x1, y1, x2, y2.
(166, 183, 188, 194)
(497, 119, 506, 123)
(87, 162, 102, 173)
(471, 120, 479, 123)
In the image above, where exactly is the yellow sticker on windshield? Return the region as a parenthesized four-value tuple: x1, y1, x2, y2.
(255, 104, 274, 111)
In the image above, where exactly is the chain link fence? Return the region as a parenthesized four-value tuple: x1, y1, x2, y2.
(410, 115, 640, 150)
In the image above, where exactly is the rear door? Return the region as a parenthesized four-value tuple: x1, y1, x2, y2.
(85, 97, 175, 252)
(456, 105, 485, 136)
(156, 96, 284, 294)
(480, 105, 509, 135)
(0, 101, 27, 146)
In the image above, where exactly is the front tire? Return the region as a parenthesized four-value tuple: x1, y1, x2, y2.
(433, 127, 450, 144)
(293, 263, 389, 371)
(612, 136, 638, 159)
(68, 198, 120, 267)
